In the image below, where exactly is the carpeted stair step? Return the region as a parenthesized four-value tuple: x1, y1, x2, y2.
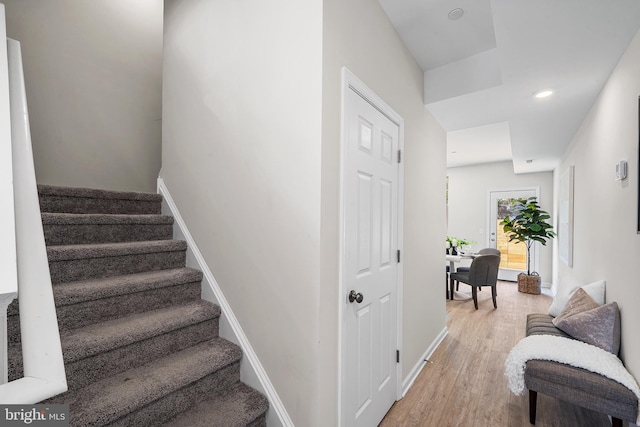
(47, 240, 187, 284)
(38, 184, 163, 215)
(54, 300, 220, 392)
(9, 268, 201, 342)
(162, 382, 269, 427)
(42, 213, 174, 245)
(54, 268, 203, 330)
(23, 184, 270, 425)
(6, 268, 205, 382)
(55, 338, 243, 427)
(9, 300, 221, 387)
(7, 265, 200, 343)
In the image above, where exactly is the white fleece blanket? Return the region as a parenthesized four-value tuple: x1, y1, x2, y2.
(505, 335, 640, 424)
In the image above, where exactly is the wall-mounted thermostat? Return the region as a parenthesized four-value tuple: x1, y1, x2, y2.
(615, 160, 627, 181)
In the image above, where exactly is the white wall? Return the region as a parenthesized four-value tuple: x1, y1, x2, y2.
(447, 161, 554, 283)
(555, 28, 640, 381)
(162, 0, 323, 425)
(163, 0, 447, 425)
(3, 0, 163, 192)
(321, 0, 447, 416)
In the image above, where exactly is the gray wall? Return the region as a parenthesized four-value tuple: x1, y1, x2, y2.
(447, 161, 554, 284)
(555, 28, 640, 381)
(163, 0, 323, 424)
(3, 0, 163, 192)
(162, 0, 447, 424)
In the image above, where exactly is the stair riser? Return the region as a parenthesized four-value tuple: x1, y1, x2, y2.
(56, 282, 202, 330)
(49, 251, 186, 284)
(40, 196, 161, 215)
(65, 319, 219, 392)
(161, 382, 270, 427)
(104, 364, 241, 427)
(44, 224, 173, 245)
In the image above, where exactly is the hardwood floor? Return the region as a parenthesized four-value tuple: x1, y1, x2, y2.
(380, 281, 615, 427)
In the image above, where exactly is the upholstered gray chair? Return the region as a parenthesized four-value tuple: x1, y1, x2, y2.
(455, 248, 500, 291)
(449, 254, 501, 309)
(474, 247, 501, 256)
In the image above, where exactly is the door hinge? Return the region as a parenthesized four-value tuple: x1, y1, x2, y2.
(397, 149, 402, 163)
(397, 250, 401, 263)
(396, 350, 400, 363)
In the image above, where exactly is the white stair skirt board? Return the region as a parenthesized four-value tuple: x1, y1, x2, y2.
(402, 327, 448, 396)
(157, 177, 293, 427)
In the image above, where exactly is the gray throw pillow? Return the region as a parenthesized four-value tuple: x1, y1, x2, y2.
(552, 288, 598, 326)
(554, 301, 621, 354)
(548, 279, 605, 317)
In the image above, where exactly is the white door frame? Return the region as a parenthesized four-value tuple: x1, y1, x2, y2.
(486, 187, 540, 279)
(338, 67, 404, 427)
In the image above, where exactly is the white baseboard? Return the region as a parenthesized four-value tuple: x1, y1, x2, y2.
(157, 177, 293, 427)
(402, 327, 448, 396)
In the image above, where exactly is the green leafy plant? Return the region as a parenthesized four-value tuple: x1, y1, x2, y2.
(500, 197, 556, 275)
(446, 236, 475, 247)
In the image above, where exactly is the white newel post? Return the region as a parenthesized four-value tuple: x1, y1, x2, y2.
(0, 4, 19, 385)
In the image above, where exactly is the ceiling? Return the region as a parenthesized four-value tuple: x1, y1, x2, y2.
(377, 0, 640, 173)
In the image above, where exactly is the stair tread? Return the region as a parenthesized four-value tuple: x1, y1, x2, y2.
(61, 300, 221, 363)
(7, 268, 202, 316)
(47, 240, 187, 261)
(53, 268, 203, 306)
(60, 338, 242, 427)
(162, 382, 268, 427)
(38, 184, 162, 202)
(42, 212, 174, 225)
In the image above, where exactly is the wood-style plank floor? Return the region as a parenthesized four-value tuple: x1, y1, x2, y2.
(380, 281, 615, 427)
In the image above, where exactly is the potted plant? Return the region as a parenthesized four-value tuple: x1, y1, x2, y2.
(500, 197, 556, 294)
(446, 236, 475, 255)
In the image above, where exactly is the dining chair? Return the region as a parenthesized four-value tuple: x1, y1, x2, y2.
(455, 247, 501, 291)
(445, 265, 450, 299)
(449, 254, 501, 309)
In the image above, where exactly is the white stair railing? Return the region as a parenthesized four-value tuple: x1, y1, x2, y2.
(0, 3, 18, 386)
(0, 5, 67, 402)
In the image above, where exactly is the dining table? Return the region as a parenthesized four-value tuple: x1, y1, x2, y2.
(446, 252, 477, 300)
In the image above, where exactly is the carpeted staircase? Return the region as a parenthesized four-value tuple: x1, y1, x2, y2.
(7, 185, 269, 427)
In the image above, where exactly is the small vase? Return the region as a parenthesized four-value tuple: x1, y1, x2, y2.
(451, 247, 457, 256)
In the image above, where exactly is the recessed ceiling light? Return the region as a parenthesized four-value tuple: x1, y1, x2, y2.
(534, 89, 553, 99)
(451, 151, 457, 154)
(448, 8, 464, 21)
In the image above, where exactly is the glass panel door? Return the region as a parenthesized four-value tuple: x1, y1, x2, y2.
(488, 189, 537, 281)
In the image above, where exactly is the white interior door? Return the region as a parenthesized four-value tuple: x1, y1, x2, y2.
(488, 189, 538, 281)
(341, 72, 401, 427)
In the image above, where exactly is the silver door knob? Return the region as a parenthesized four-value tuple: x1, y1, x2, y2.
(348, 290, 364, 303)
